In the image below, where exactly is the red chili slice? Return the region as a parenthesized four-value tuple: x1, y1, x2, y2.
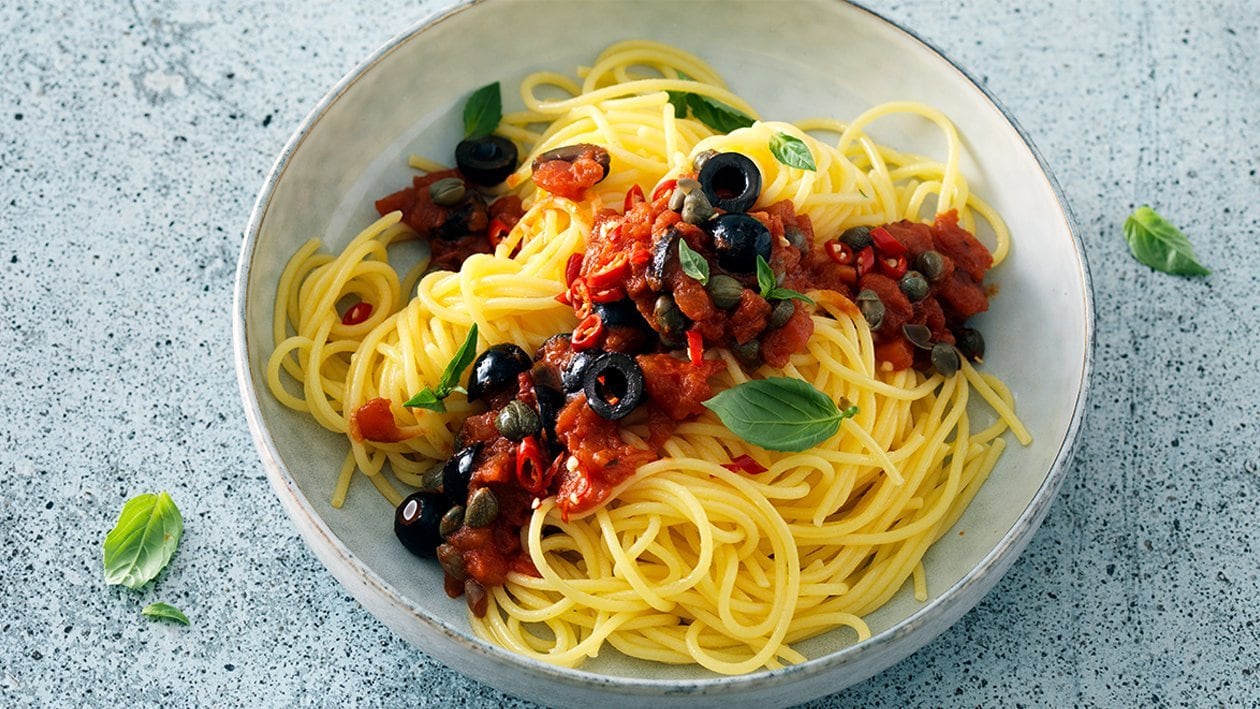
(687, 330, 704, 366)
(341, 302, 373, 325)
(623, 183, 645, 212)
(630, 246, 652, 266)
(586, 253, 630, 291)
(571, 313, 604, 350)
(515, 436, 549, 495)
(721, 454, 768, 474)
(651, 179, 678, 202)
(570, 279, 592, 319)
(825, 240, 854, 265)
(564, 252, 584, 287)
(588, 285, 625, 303)
(870, 226, 907, 257)
(877, 253, 908, 279)
(487, 217, 511, 247)
(856, 246, 875, 277)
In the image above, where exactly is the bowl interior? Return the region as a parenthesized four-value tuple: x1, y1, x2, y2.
(238, 0, 1088, 692)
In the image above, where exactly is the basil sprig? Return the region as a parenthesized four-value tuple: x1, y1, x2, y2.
(142, 602, 190, 625)
(463, 82, 502, 139)
(704, 377, 859, 452)
(677, 238, 710, 285)
(770, 132, 816, 171)
(756, 255, 813, 304)
(1123, 205, 1210, 276)
(404, 324, 479, 413)
(666, 72, 755, 134)
(103, 492, 183, 589)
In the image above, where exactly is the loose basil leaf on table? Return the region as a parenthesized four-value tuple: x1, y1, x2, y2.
(1123, 205, 1210, 276)
(770, 132, 817, 171)
(103, 492, 183, 589)
(704, 377, 859, 452)
(677, 238, 710, 285)
(142, 602, 190, 625)
(463, 82, 502, 139)
(404, 323, 480, 411)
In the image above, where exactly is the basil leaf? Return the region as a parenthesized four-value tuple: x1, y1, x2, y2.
(769, 132, 816, 171)
(1123, 205, 1210, 276)
(402, 386, 445, 413)
(687, 94, 755, 133)
(438, 323, 480, 393)
(142, 602, 190, 625)
(667, 71, 691, 117)
(463, 82, 502, 139)
(704, 377, 858, 452)
(756, 254, 776, 297)
(766, 287, 814, 305)
(677, 238, 710, 285)
(103, 492, 183, 590)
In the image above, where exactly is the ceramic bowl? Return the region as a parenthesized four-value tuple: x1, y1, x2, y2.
(233, 0, 1093, 705)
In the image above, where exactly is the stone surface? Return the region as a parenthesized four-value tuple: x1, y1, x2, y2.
(1, 0, 1257, 706)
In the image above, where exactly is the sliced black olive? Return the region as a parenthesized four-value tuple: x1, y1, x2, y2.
(394, 491, 445, 558)
(583, 352, 645, 420)
(955, 328, 985, 362)
(710, 213, 771, 273)
(442, 443, 482, 507)
(562, 349, 602, 393)
(455, 135, 518, 187)
(466, 343, 531, 402)
(531, 143, 611, 183)
(435, 191, 488, 240)
(698, 152, 761, 213)
(593, 300, 649, 330)
(646, 228, 678, 291)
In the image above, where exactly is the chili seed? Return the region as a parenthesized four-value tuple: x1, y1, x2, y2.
(839, 225, 873, 250)
(653, 295, 687, 335)
(428, 177, 467, 207)
(464, 487, 500, 528)
(768, 299, 795, 329)
(439, 505, 465, 539)
(707, 275, 743, 310)
(681, 189, 716, 225)
(691, 149, 719, 173)
(495, 399, 540, 442)
(902, 323, 934, 350)
(956, 327, 985, 362)
(436, 543, 466, 581)
(931, 343, 962, 377)
(899, 271, 930, 302)
(419, 463, 445, 492)
(731, 339, 762, 367)
(858, 295, 885, 330)
(916, 250, 945, 281)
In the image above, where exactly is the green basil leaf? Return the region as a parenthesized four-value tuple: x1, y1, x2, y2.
(402, 386, 446, 413)
(463, 82, 502, 139)
(667, 71, 690, 117)
(1123, 205, 1210, 276)
(769, 132, 816, 171)
(687, 94, 755, 134)
(677, 238, 710, 286)
(756, 254, 776, 297)
(703, 377, 858, 452)
(438, 323, 480, 393)
(142, 602, 190, 625)
(103, 492, 183, 590)
(766, 287, 814, 305)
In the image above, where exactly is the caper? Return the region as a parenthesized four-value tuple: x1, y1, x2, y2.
(681, 189, 716, 225)
(768, 299, 795, 329)
(931, 343, 961, 377)
(858, 294, 885, 330)
(691, 149, 719, 173)
(902, 323, 934, 350)
(419, 463, 445, 492)
(439, 505, 465, 539)
(839, 225, 873, 250)
(707, 274, 743, 310)
(856, 288, 880, 304)
(494, 399, 540, 442)
(916, 250, 945, 281)
(784, 226, 808, 253)
(955, 327, 985, 362)
(668, 186, 686, 212)
(464, 487, 500, 528)
(676, 177, 702, 195)
(899, 271, 930, 302)
(436, 543, 466, 581)
(428, 177, 467, 207)
(731, 339, 762, 367)
(653, 295, 687, 335)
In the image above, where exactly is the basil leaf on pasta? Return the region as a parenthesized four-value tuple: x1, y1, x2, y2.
(770, 132, 816, 171)
(103, 492, 183, 590)
(402, 387, 445, 413)
(677, 239, 709, 285)
(142, 602, 190, 625)
(463, 82, 502, 139)
(667, 71, 691, 117)
(439, 324, 480, 394)
(687, 94, 754, 133)
(704, 378, 858, 452)
(1123, 205, 1210, 276)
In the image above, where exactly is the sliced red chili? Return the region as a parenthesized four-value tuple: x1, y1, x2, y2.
(721, 454, 768, 474)
(570, 279, 592, 319)
(630, 245, 652, 266)
(487, 217, 511, 247)
(825, 240, 854, 265)
(686, 330, 704, 366)
(876, 253, 908, 279)
(554, 291, 572, 306)
(651, 179, 678, 202)
(588, 285, 625, 303)
(571, 313, 604, 351)
(515, 436, 550, 495)
(341, 302, 373, 325)
(586, 253, 630, 291)
(856, 246, 875, 277)
(564, 252, 584, 288)
(623, 183, 645, 213)
(869, 226, 907, 257)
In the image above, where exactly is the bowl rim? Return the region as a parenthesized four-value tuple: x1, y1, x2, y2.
(232, 0, 1095, 694)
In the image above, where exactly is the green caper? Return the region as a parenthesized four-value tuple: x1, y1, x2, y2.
(668, 186, 686, 212)
(464, 487, 500, 528)
(731, 339, 762, 367)
(419, 463, 445, 492)
(494, 399, 540, 442)
(707, 275, 744, 310)
(653, 295, 687, 334)
(784, 226, 808, 253)
(839, 225, 873, 250)
(676, 177, 701, 194)
(902, 323, 933, 350)
(681, 189, 715, 225)
(916, 250, 945, 281)
(858, 294, 885, 330)
(856, 288, 880, 304)
(429, 177, 467, 207)
(931, 343, 961, 377)
(691, 149, 719, 173)
(955, 327, 985, 362)
(768, 299, 795, 329)
(436, 543, 466, 580)
(899, 271, 930, 302)
(439, 505, 465, 539)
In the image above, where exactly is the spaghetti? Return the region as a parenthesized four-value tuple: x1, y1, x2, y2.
(266, 40, 1028, 675)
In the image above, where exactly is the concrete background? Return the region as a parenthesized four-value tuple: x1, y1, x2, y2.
(2, 0, 1257, 705)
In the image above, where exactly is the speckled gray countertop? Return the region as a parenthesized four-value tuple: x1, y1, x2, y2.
(2, 0, 1257, 706)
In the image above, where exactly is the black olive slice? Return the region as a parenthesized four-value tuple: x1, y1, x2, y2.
(698, 152, 761, 213)
(710, 214, 771, 274)
(455, 135, 518, 186)
(582, 352, 645, 420)
(466, 344, 531, 402)
(530, 143, 611, 183)
(442, 442, 483, 507)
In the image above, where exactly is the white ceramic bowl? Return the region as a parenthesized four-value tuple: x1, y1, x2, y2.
(233, 1, 1093, 705)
